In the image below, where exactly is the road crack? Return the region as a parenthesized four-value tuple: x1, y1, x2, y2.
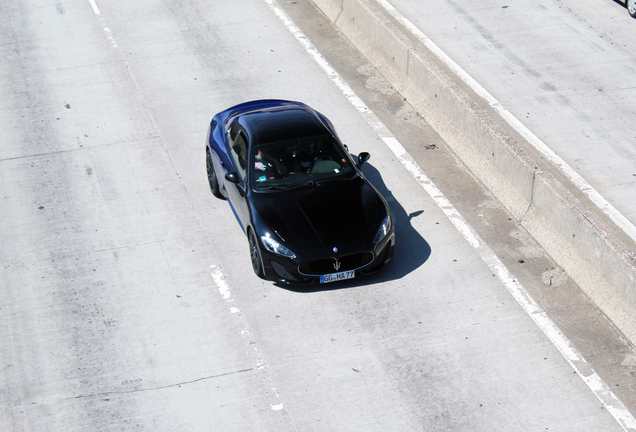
(67, 367, 255, 399)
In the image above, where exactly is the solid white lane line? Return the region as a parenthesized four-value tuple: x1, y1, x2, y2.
(377, 0, 636, 245)
(263, 0, 636, 430)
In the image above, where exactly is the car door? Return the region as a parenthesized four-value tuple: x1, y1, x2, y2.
(223, 123, 251, 232)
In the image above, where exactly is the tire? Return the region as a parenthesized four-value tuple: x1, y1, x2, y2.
(629, 0, 636, 18)
(206, 148, 224, 199)
(248, 229, 264, 278)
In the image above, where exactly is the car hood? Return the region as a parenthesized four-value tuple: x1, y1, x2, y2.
(251, 177, 386, 254)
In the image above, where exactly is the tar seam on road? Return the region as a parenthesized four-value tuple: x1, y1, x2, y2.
(263, 0, 636, 430)
(376, 0, 636, 245)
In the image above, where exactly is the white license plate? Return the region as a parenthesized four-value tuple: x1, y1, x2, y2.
(320, 270, 355, 284)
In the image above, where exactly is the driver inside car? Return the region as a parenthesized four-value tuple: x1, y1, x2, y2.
(293, 140, 324, 173)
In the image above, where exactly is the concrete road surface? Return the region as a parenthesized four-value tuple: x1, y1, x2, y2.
(0, 0, 634, 430)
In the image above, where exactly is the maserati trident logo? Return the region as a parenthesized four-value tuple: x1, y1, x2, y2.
(333, 260, 341, 271)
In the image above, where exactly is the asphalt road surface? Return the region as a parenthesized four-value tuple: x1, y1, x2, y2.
(1, 0, 634, 431)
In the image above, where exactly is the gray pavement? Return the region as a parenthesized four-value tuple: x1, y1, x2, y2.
(0, 0, 633, 430)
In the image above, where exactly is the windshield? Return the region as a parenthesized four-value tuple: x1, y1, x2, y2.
(250, 135, 356, 191)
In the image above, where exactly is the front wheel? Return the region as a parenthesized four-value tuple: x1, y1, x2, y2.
(248, 229, 264, 278)
(206, 148, 224, 199)
(629, 0, 636, 17)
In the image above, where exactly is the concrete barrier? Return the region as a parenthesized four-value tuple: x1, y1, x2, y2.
(312, 0, 636, 344)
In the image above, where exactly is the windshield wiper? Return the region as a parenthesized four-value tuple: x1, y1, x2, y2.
(265, 180, 315, 190)
(314, 176, 351, 185)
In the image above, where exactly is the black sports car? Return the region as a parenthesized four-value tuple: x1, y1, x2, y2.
(205, 99, 395, 284)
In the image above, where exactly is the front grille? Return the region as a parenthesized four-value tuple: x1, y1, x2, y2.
(298, 251, 374, 275)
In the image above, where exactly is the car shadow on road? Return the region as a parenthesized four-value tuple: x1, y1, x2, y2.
(278, 161, 431, 293)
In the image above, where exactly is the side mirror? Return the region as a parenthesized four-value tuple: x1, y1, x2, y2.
(357, 152, 370, 168)
(225, 172, 240, 183)
(225, 172, 246, 197)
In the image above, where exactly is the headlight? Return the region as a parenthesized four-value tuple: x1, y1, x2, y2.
(261, 234, 296, 258)
(374, 216, 391, 244)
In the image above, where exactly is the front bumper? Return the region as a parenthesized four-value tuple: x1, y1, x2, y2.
(260, 232, 395, 285)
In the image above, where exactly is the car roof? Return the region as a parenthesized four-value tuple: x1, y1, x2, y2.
(239, 107, 330, 146)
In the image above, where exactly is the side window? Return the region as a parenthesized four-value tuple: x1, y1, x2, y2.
(229, 130, 248, 180)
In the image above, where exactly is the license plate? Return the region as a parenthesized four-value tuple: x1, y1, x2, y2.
(320, 270, 355, 284)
